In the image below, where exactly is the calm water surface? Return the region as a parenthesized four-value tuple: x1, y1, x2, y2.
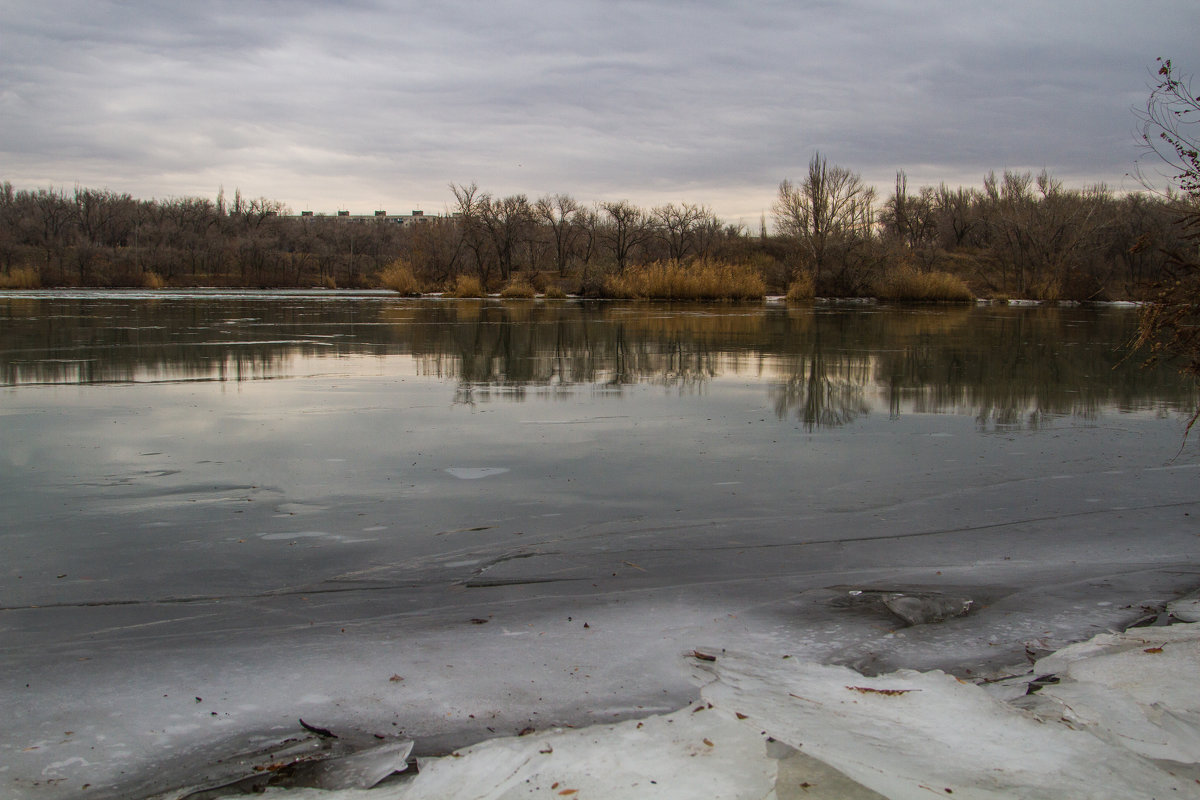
(0, 292, 1194, 605)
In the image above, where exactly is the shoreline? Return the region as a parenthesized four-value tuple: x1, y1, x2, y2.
(0, 285, 1148, 307)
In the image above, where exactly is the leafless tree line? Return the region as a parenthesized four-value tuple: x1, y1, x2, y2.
(0, 166, 1192, 299)
(774, 152, 1196, 299)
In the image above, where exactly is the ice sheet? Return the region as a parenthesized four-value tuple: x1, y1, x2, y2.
(205, 625, 1200, 800)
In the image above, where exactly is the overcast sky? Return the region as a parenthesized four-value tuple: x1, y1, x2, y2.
(1, 1, 1194, 225)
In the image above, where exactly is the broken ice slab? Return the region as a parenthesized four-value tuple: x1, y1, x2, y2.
(278, 738, 414, 790)
(1029, 622, 1200, 764)
(175, 737, 413, 798)
(881, 592, 973, 626)
(1168, 591, 1200, 623)
(697, 637, 1200, 799)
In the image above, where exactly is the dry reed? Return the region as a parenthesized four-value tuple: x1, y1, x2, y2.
(446, 274, 485, 298)
(378, 259, 423, 295)
(875, 267, 973, 302)
(604, 261, 765, 302)
(499, 276, 537, 298)
(0, 268, 41, 289)
(785, 273, 815, 304)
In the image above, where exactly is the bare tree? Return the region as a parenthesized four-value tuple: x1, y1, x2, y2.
(881, 171, 937, 257)
(600, 200, 655, 273)
(451, 182, 494, 284)
(982, 169, 1110, 298)
(1136, 58, 1200, 197)
(535, 193, 582, 277)
(653, 202, 708, 261)
(1132, 58, 1200, 432)
(773, 152, 876, 288)
(479, 193, 533, 281)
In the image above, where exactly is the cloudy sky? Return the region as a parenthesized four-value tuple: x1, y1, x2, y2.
(1, 1, 1194, 225)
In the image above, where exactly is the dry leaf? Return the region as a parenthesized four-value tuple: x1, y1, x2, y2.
(846, 686, 914, 696)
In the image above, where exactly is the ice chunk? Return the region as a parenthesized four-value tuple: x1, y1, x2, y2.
(1168, 593, 1200, 622)
(284, 739, 413, 790)
(698, 646, 1197, 799)
(1029, 622, 1200, 763)
(881, 592, 972, 626)
(176, 738, 413, 797)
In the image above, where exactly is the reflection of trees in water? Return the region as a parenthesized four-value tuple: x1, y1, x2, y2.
(769, 334, 871, 430)
(416, 303, 734, 398)
(1, 298, 1195, 429)
(0, 297, 304, 384)
(867, 307, 1195, 428)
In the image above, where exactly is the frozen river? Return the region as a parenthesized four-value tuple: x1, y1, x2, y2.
(1, 292, 1198, 798)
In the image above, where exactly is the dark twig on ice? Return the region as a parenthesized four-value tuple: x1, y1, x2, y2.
(299, 719, 338, 739)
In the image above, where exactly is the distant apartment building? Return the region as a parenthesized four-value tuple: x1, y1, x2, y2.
(294, 209, 444, 225)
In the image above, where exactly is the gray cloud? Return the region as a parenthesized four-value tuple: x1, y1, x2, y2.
(1, 0, 1194, 223)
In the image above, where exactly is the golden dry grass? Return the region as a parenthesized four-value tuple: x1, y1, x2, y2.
(785, 273, 815, 304)
(499, 276, 537, 298)
(445, 274, 485, 298)
(542, 284, 568, 299)
(378, 259, 423, 295)
(0, 267, 41, 289)
(875, 267, 973, 302)
(603, 261, 765, 302)
(142, 271, 166, 289)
